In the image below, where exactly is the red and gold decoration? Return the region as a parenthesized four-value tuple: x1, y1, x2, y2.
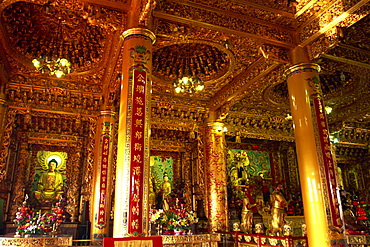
(91, 112, 116, 239)
(312, 95, 342, 228)
(96, 135, 110, 229)
(127, 67, 148, 234)
(285, 62, 346, 247)
(114, 28, 155, 237)
(204, 121, 228, 232)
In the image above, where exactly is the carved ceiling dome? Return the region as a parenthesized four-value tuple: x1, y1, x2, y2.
(152, 43, 230, 83)
(266, 70, 358, 106)
(2, 2, 107, 72)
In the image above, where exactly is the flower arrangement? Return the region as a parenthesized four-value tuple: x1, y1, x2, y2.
(149, 206, 198, 232)
(13, 196, 66, 237)
(164, 208, 189, 230)
(149, 208, 165, 225)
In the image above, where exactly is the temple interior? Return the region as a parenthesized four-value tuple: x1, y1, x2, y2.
(0, 0, 369, 246)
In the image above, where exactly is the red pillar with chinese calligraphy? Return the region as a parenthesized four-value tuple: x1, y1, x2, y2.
(204, 118, 228, 232)
(91, 110, 116, 239)
(113, 28, 155, 237)
(284, 48, 345, 247)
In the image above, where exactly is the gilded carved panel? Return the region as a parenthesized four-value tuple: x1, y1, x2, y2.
(1, 107, 96, 223)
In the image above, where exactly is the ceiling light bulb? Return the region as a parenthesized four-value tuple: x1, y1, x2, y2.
(173, 74, 204, 94)
(196, 84, 204, 91)
(59, 58, 69, 67)
(32, 59, 41, 68)
(325, 106, 332, 114)
(55, 70, 64, 78)
(182, 76, 189, 84)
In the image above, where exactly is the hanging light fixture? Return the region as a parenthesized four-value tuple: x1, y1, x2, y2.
(173, 72, 204, 94)
(32, 57, 71, 78)
(32, 17, 72, 78)
(173, 45, 204, 94)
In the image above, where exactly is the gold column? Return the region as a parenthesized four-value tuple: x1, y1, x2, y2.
(91, 110, 116, 239)
(204, 120, 228, 232)
(285, 55, 345, 245)
(113, 28, 155, 237)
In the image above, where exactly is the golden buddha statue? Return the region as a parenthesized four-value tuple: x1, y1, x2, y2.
(160, 173, 171, 211)
(34, 159, 64, 202)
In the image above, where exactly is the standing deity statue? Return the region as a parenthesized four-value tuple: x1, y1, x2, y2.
(159, 172, 171, 211)
(240, 187, 258, 233)
(270, 183, 289, 235)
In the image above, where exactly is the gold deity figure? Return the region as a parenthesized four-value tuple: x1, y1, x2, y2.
(240, 187, 257, 233)
(160, 173, 171, 210)
(34, 159, 64, 202)
(270, 183, 289, 235)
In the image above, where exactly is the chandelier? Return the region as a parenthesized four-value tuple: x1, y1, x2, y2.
(173, 71, 204, 94)
(32, 18, 72, 78)
(32, 57, 71, 78)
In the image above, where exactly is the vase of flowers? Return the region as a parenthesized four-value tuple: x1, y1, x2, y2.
(13, 195, 67, 237)
(173, 227, 183, 235)
(149, 208, 165, 235)
(149, 203, 198, 235)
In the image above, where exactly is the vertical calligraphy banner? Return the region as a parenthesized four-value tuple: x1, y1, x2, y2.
(97, 135, 110, 228)
(128, 68, 147, 233)
(313, 96, 343, 228)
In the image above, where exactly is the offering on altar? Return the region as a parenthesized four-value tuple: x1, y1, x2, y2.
(149, 204, 198, 234)
(13, 195, 67, 237)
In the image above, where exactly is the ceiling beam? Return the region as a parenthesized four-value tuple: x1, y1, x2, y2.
(169, 0, 295, 29)
(321, 54, 370, 70)
(101, 31, 124, 103)
(230, 0, 294, 18)
(153, 12, 296, 49)
(298, 0, 370, 47)
(329, 96, 370, 124)
(207, 57, 280, 111)
(338, 43, 370, 58)
(80, 0, 131, 12)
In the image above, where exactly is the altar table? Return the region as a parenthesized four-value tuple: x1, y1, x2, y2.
(103, 234, 220, 247)
(0, 235, 72, 247)
(162, 233, 221, 247)
(104, 236, 162, 247)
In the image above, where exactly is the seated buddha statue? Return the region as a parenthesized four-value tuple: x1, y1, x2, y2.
(34, 159, 64, 202)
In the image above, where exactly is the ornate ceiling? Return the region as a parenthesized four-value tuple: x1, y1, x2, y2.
(0, 0, 369, 147)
